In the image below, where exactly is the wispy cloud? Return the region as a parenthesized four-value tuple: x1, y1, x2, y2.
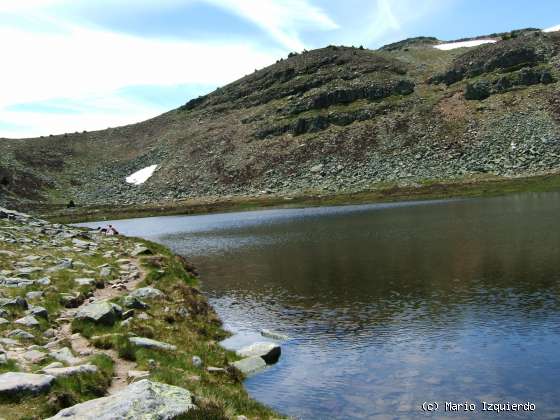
(205, 0, 338, 50)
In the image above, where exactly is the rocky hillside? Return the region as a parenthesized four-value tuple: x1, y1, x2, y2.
(1, 28, 560, 211)
(0, 207, 281, 419)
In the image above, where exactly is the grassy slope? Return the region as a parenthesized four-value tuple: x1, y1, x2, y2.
(0, 218, 279, 419)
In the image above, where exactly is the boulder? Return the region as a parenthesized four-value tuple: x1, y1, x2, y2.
(129, 337, 176, 351)
(74, 278, 95, 286)
(47, 379, 196, 419)
(23, 349, 47, 363)
(27, 306, 48, 320)
(42, 364, 97, 378)
(236, 342, 281, 364)
(129, 287, 164, 300)
(49, 347, 82, 366)
(122, 295, 149, 309)
(230, 356, 266, 375)
(0, 317, 8, 325)
(75, 300, 122, 325)
(15, 315, 40, 327)
(99, 267, 112, 278)
(0, 297, 28, 309)
(25, 291, 43, 300)
(131, 246, 153, 257)
(7, 329, 34, 340)
(0, 372, 55, 399)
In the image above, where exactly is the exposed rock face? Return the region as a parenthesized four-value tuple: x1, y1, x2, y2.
(0, 372, 55, 399)
(75, 300, 122, 325)
(1, 32, 560, 210)
(236, 342, 281, 364)
(47, 379, 196, 419)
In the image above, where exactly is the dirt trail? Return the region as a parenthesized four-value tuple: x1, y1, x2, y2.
(54, 257, 146, 394)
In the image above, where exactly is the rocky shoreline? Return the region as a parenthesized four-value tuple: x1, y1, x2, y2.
(0, 207, 282, 419)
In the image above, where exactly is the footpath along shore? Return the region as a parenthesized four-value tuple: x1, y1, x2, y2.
(0, 207, 284, 419)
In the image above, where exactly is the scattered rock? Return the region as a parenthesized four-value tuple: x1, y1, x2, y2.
(236, 342, 281, 364)
(230, 356, 267, 375)
(0, 372, 55, 399)
(49, 347, 82, 366)
(7, 329, 34, 340)
(131, 246, 153, 257)
(74, 278, 95, 286)
(47, 379, 196, 419)
(23, 349, 47, 363)
(122, 295, 149, 309)
(25, 291, 43, 300)
(14, 315, 40, 327)
(129, 287, 164, 300)
(192, 356, 202, 367)
(27, 306, 48, 320)
(75, 300, 122, 325)
(43, 364, 98, 378)
(129, 337, 177, 351)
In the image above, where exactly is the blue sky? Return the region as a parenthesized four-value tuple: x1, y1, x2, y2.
(1, 0, 559, 138)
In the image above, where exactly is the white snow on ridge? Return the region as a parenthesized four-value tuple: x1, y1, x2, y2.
(544, 24, 560, 33)
(434, 39, 496, 51)
(125, 164, 158, 185)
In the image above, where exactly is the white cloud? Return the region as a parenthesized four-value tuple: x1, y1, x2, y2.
(0, 4, 283, 138)
(204, 0, 339, 51)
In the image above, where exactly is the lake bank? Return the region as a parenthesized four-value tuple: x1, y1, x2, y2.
(79, 193, 560, 418)
(41, 172, 560, 224)
(0, 208, 280, 419)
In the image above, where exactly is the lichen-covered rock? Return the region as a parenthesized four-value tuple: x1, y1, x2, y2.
(49, 347, 82, 366)
(129, 337, 176, 351)
(42, 364, 97, 378)
(14, 315, 40, 327)
(0, 372, 55, 399)
(47, 379, 196, 419)
(75, 300, 122, 325)
(236, 342, 281, 364)
(230, 356, 266, 375)
(129, 287, 164, 300)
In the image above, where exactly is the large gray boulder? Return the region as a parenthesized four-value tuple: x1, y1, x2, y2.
(49, 347, 82, 366)
(15, 315, 40, 327)
(42, 364, 97, 378)
(75, 300, 122, 325)
(129, 287, 164, 300)
(0, 372, 55, 399)
(236, 342, 281, 364)
(129, 337, 176, 351)
(230, 356, 266, 375)
(47, 379, 196, 419)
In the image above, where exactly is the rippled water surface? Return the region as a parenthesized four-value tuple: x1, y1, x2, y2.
(79, 193, 560, 419)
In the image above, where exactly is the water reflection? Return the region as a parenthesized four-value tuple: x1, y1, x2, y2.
(79, 193, 560, 419)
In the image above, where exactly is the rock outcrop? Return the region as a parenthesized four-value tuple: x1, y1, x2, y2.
(47, 380, 196, 419)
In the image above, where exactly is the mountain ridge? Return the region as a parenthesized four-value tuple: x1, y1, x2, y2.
(1, 27, 560, 214)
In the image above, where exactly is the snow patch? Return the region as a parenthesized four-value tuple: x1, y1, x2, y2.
(125, 164, 158, 185)
(434, 39, 496, 51)
(544, 24, 560, 33)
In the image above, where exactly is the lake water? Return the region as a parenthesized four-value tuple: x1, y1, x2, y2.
(79, 193, 560, 419)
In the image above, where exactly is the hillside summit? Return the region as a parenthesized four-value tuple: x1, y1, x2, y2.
(1, 28, 560, 213)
